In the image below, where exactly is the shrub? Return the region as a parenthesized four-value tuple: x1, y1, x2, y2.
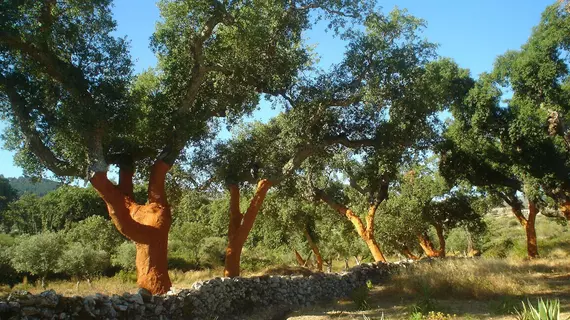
(57, 243, 110, 280)
(0, 234, 19, 285)
(198, 237, 226, 267)
(64, 216, 124, 254)
(169, 222, 210, 263)
(111, 241, 136, 271)
(10, 232, 63, 287)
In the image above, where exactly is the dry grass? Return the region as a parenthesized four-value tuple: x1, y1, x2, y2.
(2, 268, 226, 297)
(381, 257, 570, 299)
(289, 257, 570, 319)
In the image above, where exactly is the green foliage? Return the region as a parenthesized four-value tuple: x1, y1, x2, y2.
(198, 237, 226, 267)
(349, 285, 370, 310)
(169, 221, 212, 264)
(64, 215, 124, 254)
(111, 241, 136, 272)
(0, 233, 18, 285)
(57, 243, 110, 279)
(0, 175, 18, 214)
(515, 299, 567, 320)
(7, 177, 60, 197)
(4, 186, 107, 234)
(10, 232, 63, 279)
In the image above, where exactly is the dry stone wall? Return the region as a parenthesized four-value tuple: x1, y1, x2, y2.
(0, 261, 409, 320)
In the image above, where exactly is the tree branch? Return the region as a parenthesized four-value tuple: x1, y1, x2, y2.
(148, 160, 171, 206)
(324, 134, 376, 148)
(0, 75, 81, 177)
(0, 32, 94, 106)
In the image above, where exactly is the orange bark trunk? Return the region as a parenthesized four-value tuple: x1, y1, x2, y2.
(294, 250, 306, 266)
(224, 179, 272, 277)
(560, 199, 570, 220)
(304, 229, 323, 271)
(401, 246, 419, 260)
(316, 190, 387, 263)
(418, 233, 440, 258)
(511, 202, 539, 259)
(90, 161, 172, 294)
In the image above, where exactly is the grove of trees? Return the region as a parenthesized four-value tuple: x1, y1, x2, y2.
(1, 0, 569, 295)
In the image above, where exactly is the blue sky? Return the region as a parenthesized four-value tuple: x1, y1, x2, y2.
(0, 0, 555, 178)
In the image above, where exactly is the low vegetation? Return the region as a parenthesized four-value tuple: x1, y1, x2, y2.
(290, 258, 570, 319)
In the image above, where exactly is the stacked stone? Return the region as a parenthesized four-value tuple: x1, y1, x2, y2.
(0, 261, 409, 320)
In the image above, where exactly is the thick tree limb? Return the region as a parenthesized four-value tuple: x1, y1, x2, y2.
(0, 32, 94, 106)
(148, 160, 171, 206)
(0, 75, 81, 176)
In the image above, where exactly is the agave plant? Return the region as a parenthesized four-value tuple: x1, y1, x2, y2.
(515, 298, 569, 320)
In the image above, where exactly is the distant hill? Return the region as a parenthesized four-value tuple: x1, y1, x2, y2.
(8, 177, 61, 197)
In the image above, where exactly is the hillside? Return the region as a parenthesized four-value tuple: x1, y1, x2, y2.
(7, 177, 61, 197)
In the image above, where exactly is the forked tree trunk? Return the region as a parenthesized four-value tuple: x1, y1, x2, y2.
(315, 190, 387, 263)
(224, 179, 272, 277)
(304, 228, 323, 271)
(90, 160, 172, 294)
(510, 201, 539, 259)
(401, 246, 419, 260)
(417, 233, 441, 258)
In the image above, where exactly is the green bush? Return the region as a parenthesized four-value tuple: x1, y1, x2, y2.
(0, 234, 19, 285)
(64, 216, 124, 254)
(169, 222, 211, 264)
(10, 232, 63, 286)
(57, 243, 110, 280)
(111, 241, 136, 271)
(198, 237, 226, 267)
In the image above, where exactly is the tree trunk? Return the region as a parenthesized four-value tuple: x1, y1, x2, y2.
(417, 233, 440, 258)
(525, 201, 539, 258)
(466, 229, 474, 254)
(315, 190, 387, 262)
(224, 179, 272, 277)
(364, 236, 386, 262)
(401, 246, 419, 260)
(90, 161, 172, 294)
(353, 256, 361, 265)
(560, 199, 570, 219)
(510, 201, 539, 259)
(304, 228, 323, 271)
(344, 258, 349, 270)
(434, 224, 446, 258)
(294, 250, 306, 266)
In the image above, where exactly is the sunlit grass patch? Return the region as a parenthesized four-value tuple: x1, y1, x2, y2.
(380, 258, 570, 300)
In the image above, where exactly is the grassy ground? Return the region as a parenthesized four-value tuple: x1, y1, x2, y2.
(288, 258, 570, 320)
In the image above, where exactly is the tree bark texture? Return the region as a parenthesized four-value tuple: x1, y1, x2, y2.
(401, 246, 419, 260)
(417, 233, 441, 258)
(90, 160, 172, 294)
(224, 179, 272, 277)
(510, 201, 539, 259)
(315, 190, 387, 262)
(304, 228, 323, 271)
(433, 224, 446, 258)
